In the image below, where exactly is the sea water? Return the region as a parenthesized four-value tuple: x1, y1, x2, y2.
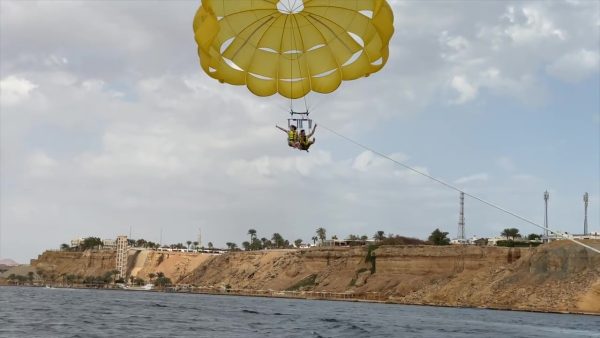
(1, 286, 599, 337)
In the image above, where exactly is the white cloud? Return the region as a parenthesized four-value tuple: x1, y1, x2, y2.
(82, 79, 105, 91)
(26, 151, 58, 178)
(0, 75, 38, 105)
(450, 75, 478, 104)
(352, 151, 409, 173)
(547, 49, 600, 82)
(228, 151, 333, 181)
(454, 173, 490, 185)
(503, 6, 566, 44)
(352, 151, 374, 172)
(43, 54, 69, 67)
(78, 124, 196, 179)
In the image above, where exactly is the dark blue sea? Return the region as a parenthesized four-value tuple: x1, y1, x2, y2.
(1, 286, 599, 337)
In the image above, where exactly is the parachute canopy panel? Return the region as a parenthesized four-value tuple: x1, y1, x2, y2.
(193, 0, 394, 99)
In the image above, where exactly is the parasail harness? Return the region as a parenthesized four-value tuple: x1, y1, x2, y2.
(287, 110, 313, 132)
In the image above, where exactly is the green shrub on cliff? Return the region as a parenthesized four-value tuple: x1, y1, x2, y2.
(428, 229, 450, 245)
(155, 276, 172, 287)
(80, 237, 103, 250)
(496, 240, 542, 248)
(286, 274, 317, 291)
(365, 245, 379, 273)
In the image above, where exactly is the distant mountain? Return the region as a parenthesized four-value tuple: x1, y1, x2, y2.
(0, 258, 19, 266)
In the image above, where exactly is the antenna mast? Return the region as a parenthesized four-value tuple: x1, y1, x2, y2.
(584, 192, 589, 235)
(458, 192, 465, 240)
(544, 191, 549, 242)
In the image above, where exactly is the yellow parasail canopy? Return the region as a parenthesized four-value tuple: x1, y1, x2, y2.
(193, 0, 394, 99)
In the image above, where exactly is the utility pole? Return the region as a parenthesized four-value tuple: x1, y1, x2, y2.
(583, 192, 589, 235)
(544, 191, 549, 243)
(458, 192, 465, 241)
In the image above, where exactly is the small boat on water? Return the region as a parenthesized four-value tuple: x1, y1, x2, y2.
(122, 284, 154, 291)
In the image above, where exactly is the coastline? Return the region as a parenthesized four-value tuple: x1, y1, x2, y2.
(2, 284, 598, 316)
(8, 240, 599, 315)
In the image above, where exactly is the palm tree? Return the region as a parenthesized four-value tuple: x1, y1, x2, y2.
(312, 236, 318, 245)
(186, 240, 192, 249)
(272, 233, 285, 248)
(248, 229, 257, 242)
(250, 238, 262, 251)
(374, 231, 386, 241)
(27, 271, 35, 285)
(501, 228, 521, 240)
(242, 241, 251, 251)
(208, 242, 213, 249)
(193, 241, 199, 250)
(264, 239, 273, 248)
(316, 227, 326, 243)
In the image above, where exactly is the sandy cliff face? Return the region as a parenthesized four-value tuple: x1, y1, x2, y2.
(127, 250, 212, 282)
(29, 241, 599, 313)
(384, 241, 600, 312)
(31, 251, 117, 278)
(30, 249, 212, 283)
(181, 241, 600, 313)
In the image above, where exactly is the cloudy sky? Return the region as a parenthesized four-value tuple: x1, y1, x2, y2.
(1, 0, 599, 263)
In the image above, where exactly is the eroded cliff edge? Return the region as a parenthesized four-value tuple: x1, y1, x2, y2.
(30, 240, 599, 313)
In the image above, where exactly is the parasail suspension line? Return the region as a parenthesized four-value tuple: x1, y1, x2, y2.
(286, 9, 312, 131)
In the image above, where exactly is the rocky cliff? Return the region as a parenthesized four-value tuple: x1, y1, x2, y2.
(127, 250, 211, 282)
(30, 249, 210, 283)
(31, 251, 117, 278)
(181, 241, 600, 313)
(29, 240, 600, 313)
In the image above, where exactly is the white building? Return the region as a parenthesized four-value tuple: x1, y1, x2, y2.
(487, 236, 506, 246)
(543, 231, 600, 242)
(102, 239, 117, 248)
(70, 238, 84, 248)
(115, 236, 128, 280)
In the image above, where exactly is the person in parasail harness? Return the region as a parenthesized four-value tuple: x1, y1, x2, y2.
(299, 124, 317, 151)
(276, 124, 299, 148)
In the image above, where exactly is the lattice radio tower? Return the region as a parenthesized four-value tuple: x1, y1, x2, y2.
(544, 191, 549, 242)
(584, 192, 589, 235)
(458, 192, 465, 240)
